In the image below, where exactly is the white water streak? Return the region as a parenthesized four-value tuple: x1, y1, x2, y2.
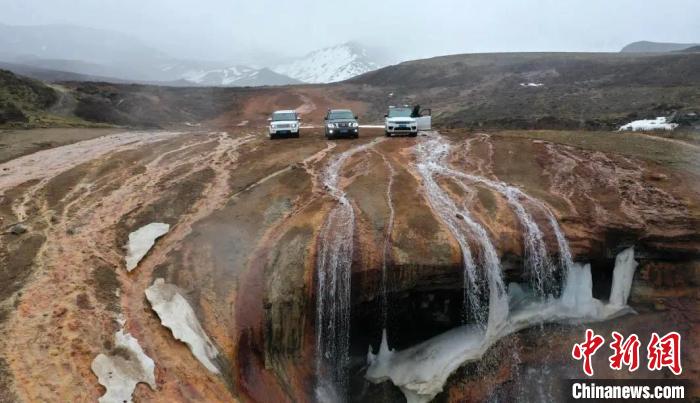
(315, 139, 385, 394)
(415, 134, 508, 331)
(378, 152, 396, 327)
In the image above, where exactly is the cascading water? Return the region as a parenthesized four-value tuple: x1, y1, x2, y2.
(441, 166, 557, 296)
(366, 132, 638, 403)
(415, 135, 509, 332)
(414, 137, 485, 325)
(316, 140, 385, 398)
(378, 152, 396, 328)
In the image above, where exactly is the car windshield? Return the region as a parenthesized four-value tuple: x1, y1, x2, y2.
(272, 112, 297, 121)
(328, 110, 355, 120)
(388, 108, 412, 118)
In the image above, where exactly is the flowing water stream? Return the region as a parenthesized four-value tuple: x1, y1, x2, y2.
(378, 152, 396, 328)
(315, 139, 385, 398)
(414, 134, 508, 331)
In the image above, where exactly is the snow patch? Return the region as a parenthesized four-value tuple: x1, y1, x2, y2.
(366, 247, 638, 403)
(520, 82, 544, 87)
(91, 328, 156, 403)
(619, 117, 678, 131)
(145, 278, 220, 373)
(124, 223, 170, 272)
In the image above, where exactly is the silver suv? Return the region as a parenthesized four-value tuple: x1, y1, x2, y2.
(268, 110, 301, 139)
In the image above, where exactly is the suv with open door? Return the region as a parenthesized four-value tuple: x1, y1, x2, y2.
(384, 105, 431, 137)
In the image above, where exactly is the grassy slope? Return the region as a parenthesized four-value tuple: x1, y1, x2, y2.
(0, 69, 101, 128)
(70, 82, 247, 128)
(495, 129, 700, 176)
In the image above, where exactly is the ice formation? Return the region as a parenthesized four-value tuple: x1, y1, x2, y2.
(366, 247, 638, 403)
(91, 328, 156, 403)
(124, 223, 170, 272)
(619, 117, 678, 131)
(145, 278, 220, 373)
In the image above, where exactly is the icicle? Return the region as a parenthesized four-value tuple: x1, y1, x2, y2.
(609, 247, 638, 306)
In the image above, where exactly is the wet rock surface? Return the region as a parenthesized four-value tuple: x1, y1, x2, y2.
(0, 125, 696, 402)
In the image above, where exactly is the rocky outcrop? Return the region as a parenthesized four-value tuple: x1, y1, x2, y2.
(0, 127, 697, 402)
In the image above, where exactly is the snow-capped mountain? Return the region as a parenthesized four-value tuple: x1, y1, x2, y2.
(273, 42, 381, 84)
(161, 63, 300, 87)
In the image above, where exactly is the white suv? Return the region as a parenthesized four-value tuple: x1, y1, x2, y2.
(385, 106, 417, 137)
(268, 110, 301, 139)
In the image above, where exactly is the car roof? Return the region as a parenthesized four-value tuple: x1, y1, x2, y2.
(272, 110, 296, 114)
(329, 109, 353, 113)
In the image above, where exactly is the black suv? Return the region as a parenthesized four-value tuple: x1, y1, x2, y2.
(324, 109, 359, 139)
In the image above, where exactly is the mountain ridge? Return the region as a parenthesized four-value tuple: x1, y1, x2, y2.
(621, 40, 699, 53)
(273, 42, 381, 83)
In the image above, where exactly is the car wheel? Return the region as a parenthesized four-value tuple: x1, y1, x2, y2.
(294, 132, 300, 138)
(409, 132, 418, 137)
(270, 133, 276, 140)
(385, 131, 391, 137)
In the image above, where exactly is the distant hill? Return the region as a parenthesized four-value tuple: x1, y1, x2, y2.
(0, 69, 57, 125)
(678, 45, 700, 53)
(621, 41, 698, 53)
(347, 52, 700, 129)
(0, 23, 300, 87)
(0, 61, 131, 84)
(158, 63, 301, 87)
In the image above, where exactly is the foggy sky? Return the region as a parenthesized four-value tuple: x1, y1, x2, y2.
(2, 0, 699, 63)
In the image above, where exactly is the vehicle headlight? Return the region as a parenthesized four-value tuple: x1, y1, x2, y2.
(351, 122, 359, 127)
(327, 123, 334, 129)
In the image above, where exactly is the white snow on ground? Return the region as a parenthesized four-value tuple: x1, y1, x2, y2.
(520, 82, 544, 87)
(619, 117, 678, 131)
(124, 223, 170, 272)
(366, 247, 638, 403)
(274, 43, 379, 83)
(91, 327, 156, 403)
(360, 125, 385, 129)
(145, 278, 221, 373)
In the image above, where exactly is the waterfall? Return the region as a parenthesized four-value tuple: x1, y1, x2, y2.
(415, 135, 508, 331)
(442, 166, 556, 296)
(378, 153, 396, 328)
(415, 137, 485, 324)
(367, 132, 637, 403)
(315, 140, 384, 395)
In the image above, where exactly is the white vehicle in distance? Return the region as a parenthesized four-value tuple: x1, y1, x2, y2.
(384, 105, 432, 137)
(268, 110, 301, 139)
